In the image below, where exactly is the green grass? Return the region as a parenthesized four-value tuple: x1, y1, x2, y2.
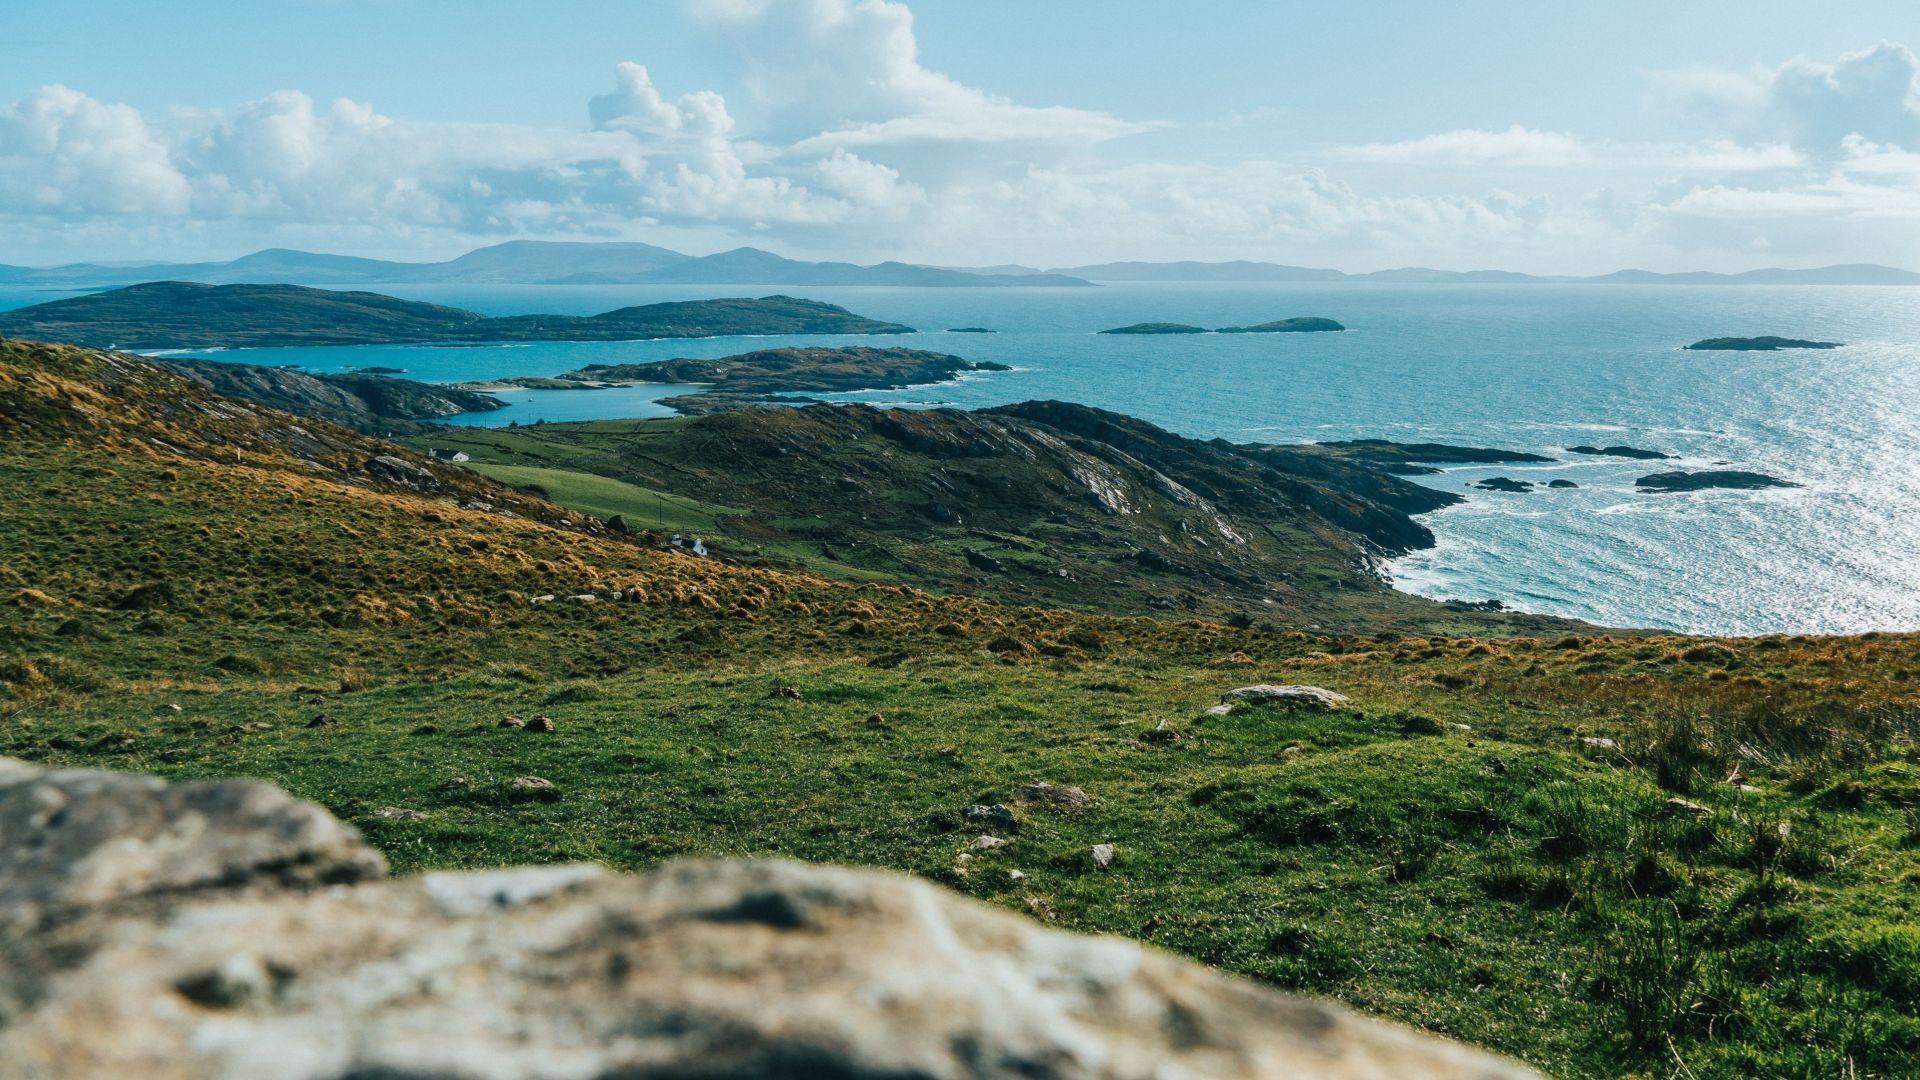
(459, 462, 739, 532)
(10, 643, 1920, 1078)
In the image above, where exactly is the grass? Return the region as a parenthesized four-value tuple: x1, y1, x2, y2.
(459, 462, 739, 532)
(7, 337, 1920, 1077)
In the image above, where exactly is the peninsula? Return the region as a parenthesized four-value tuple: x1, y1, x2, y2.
(0, 281, 915, 350)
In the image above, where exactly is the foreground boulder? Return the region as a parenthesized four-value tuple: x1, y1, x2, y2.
(1221, 684, 1352, 710)
(0, 757, 1535, 1079)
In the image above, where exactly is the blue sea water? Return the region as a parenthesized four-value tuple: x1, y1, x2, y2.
(6, 280, 1918, 636)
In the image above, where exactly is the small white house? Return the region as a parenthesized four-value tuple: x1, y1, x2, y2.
(428, 448, 470, 462)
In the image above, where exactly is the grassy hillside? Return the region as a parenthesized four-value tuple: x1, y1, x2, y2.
(4, 337, 1920, 1077)
(399, 402, 1576, 634)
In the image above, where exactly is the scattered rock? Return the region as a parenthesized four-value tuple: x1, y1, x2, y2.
(365, 454, 441, 491)
(1013, 781, 1091, 810)
(770, 686, 804, 700)
(522, 716, 555, 733)
(1090, 843, 1116, 869)
(1221, 685, 1350, 710)
(1547, 479, 1578, 489)
(438, 776, 469, 790)
(1580, 736, 1619, 751)
(510, 776, 555, 791)
(962, 548, 1007, 574)
(373, 807, 427, 822)
(1006, 868, 1027, 882)
(1204, 703, 1236, 716)
(305, 714, 338, 729)
(1144, 720, 1182, 743)
(963, 803, 1019, 830)
(1663, 796, 1713, 818)
(1474, 476, 1535, 493)
(968, 836, 1008, 851)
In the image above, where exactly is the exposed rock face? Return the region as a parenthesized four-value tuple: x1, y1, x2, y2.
(0, 757, 1538, 1079)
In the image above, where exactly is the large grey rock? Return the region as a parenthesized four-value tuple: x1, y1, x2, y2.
(1221, 684, 1352, 710)
(0, 757, 1538, 1079)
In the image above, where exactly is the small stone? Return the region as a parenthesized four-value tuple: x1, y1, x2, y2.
(163, 703, 182, 713)
(770, 686, 804, 700)
(1663, 796, 1713, 818)
(1144, 720, 1182, 744)
(306, 714, 337, 729)
(438, 776, 469, 790)
(1448, 723, 1473, 732)
(864, 713, 885, 727)
(1090, 843, 1116, 869)
(968, 836, 1007, 851)
(174, 956, 272, 1009)
(1013, 781, 1091, 809)
(1006, 869, 1026, 882)
(523, 716, 555, 734)
(1220, 685, 1349, 710)
(963, 804, 1018, 830)
(1580, 736, 1618, 751)
(373, 807, 427, 822)
(511, 776, 555, 791)
(499, 716, 524, 729)
(1204, 703, 1235, 716)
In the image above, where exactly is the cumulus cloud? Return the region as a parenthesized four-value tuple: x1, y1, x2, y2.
(0, 85, 191, 215)
(693, 0, 1155, 150)
(1656, 41, 1920, 152)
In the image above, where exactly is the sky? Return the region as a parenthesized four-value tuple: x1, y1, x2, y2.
(3, 0, 1919, 272)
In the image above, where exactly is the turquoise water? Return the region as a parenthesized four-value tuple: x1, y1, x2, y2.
(6, 281, 1918, 636)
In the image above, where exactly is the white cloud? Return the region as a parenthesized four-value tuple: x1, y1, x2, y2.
(1656, 41, 1920, 153)
(0, 85, 191, 215)
(1334, 125, 1800, 172)
(695, 0, 1155, 150)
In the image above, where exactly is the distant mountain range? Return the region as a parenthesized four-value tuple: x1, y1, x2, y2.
(1, 239, 1914, 288)
(1039, 261, 1920, 286)
(0, 241, 1093, 289)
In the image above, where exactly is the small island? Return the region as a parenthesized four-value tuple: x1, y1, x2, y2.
(1637, 470, 1800, 493)
(1475, 477, 1535, 493)
(1099, 322, 1208, 335)
(1313, 440, 1554, 475)
(1567, 444, 1675, 460)
(1099, 316, 1347, 335)
(470, 346, 1011, 416)
(1684, 336, 1843, 351)
(947, 327, 996, 334)
(1217, 317, 1345, 333)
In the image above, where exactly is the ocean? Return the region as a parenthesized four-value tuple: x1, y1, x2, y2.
(6, 280, 1918, 637)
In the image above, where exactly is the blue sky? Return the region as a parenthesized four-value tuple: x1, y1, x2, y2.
(3, 1, 1918, 271)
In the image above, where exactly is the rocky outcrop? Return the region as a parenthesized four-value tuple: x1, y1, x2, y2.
(1636, 470, 1799, 493)
(1566, 444, 1674, 461)
(1474, 477, 1535, 493)
(0, 757, 1538, 1079)
(1098, 322, 1208, 334)
(159, 357, 507, 433)
(1215, 317, 1346, 333)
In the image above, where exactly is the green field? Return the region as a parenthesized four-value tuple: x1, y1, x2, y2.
(459, 461, 739, 533)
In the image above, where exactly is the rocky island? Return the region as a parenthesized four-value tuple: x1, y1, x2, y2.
(1100, 317, 1347, 335)
(1311, 440, 1555, 475)
(1217, 317, 1346, 333)
(1637, 469, 1800, 492)
(477, 346, 1011, 415)
(0, 281, 914, 349)
(1684, 336, 1843, 351)
(1099, 322, 1209, 334)
(1568, 444, 1675, 460)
